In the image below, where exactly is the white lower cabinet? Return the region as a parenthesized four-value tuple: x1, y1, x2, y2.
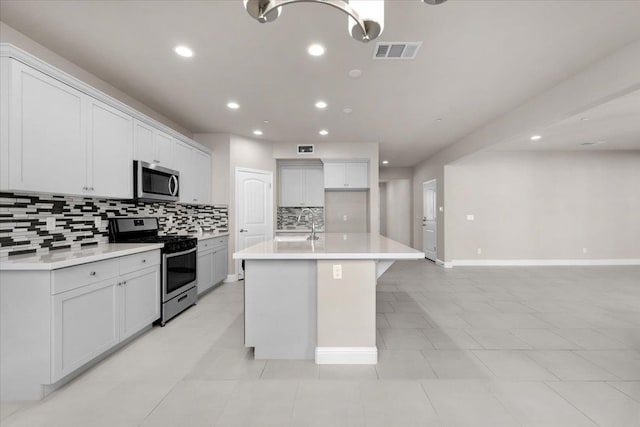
(197, 237, 228, 295)
(51, 259, 160, 383)
(52, 278, 120, 381)
(119, 266, 161, 341)
(0, 249, 162, 399)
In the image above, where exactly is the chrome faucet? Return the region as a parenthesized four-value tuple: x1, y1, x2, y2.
(297, 208, 319, 241)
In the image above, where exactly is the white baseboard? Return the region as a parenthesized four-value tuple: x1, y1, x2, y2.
(224, 274, 239, 283)
(315, 347, 378, 365)
(450, 259, 640, 267)
(436, 259, 452, 269)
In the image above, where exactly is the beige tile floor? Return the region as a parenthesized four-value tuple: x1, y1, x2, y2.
(2, 261, 640, 426)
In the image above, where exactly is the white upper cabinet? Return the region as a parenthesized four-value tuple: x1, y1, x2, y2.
(173, 141, 211, 205)
(279, 165, 324, 207)
(88, 99, 133, 199)
(323, 161, 369, 190)
(133, 122, 175, 169)
(3, 59, 87, 195)
(1, 52, 212, 201)
(279, 168, 304, 207)
(193, 148, 211, 205)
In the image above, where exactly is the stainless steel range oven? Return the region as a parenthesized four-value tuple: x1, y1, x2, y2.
(109, 217, 198, 325)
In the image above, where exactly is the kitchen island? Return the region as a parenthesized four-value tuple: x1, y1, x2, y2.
(233, 233, 424, 364)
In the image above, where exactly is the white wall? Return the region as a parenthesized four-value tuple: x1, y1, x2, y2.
(383, 179, 412, 246)
(447, 150, 640, 261)
(412, 40, 640, 261)
(0, 22, 192, 137)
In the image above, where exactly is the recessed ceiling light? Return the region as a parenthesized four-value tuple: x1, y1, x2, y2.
(348, 69, 362, 78)
(174, 45, 194, 58)
(530, 135, 542, 141)
(227, 101, 240, 110)
(319, 129, 329, 136)
(343, 108, 353, 114)
(436, 118, 443, 122)
(315, 101, 328, 109)
(253, 130, 263, 136)
(307, 44, 325, 56)
(382, 160, 389, 165)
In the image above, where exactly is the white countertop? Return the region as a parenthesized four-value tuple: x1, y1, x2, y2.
(194, 231, 229, 240)
(0, 243, 164, 271)
(233, 233, 425, 260)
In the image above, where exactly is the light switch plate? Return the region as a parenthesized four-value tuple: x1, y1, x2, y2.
(46, 217, 56, 232)
(333, 264, 342, 280)
(94, 217, 102, 228)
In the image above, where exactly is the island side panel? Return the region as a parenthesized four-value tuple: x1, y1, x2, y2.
(316, 260, 377, 364)
(244, 259, 317, 359)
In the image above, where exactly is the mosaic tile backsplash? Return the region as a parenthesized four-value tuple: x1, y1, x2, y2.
(277, 207, 324, 231)
(0, 192, 228, 259)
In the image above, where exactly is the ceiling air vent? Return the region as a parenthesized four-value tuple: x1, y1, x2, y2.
(373, 42, 422, 60)
(297, 144, 315, 154)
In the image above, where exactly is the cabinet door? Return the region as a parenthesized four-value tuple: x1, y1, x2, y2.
(323, 163, 346, 189)
(174, 141, 194, 203)
(119, 266, 160, 341)
(197, 250, 214, 295)
(303, 167, 324, 206)
(193, 149, 211, 205)
(212, 247, 228, 285)
(52, 279, 119, 381)
(280, 167, 303, 206)
(88, 100, 133, 198)
(346, 162, 368, 189)
(155, 131, 174, 168)
(133, 120, 154, 163)
(7, 60, 87, 195)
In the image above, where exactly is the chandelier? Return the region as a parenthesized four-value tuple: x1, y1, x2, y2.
(243, 0, 448, 43)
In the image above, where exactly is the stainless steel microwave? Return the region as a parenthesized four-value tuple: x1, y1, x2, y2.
(133, 161, 180, 202)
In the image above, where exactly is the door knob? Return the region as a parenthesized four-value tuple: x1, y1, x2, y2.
(240, 229, 248, 233)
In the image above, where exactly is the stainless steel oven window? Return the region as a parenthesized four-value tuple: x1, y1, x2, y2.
(162, 248, 197, 301)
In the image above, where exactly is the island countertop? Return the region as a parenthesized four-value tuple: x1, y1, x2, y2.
(233, 233, 425, 260)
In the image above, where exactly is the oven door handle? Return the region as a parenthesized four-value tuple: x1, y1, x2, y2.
(164, 247, 197, 259)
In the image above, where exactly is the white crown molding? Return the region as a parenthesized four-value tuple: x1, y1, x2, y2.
(315, 347, 377, 364)
(0, 42, 210, 155)
(450, 259, 640, 267)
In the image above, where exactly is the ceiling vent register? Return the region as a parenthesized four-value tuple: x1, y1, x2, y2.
(373, 42, 422, 59)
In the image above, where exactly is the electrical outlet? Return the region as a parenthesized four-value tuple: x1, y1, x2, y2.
(333, 264, 342, 280)
(477, 248, 482, 255)
(46, 217, 56, 232)
(582, 247, 588, 254)
(343, 215, 348, 221)
(94, 217, 102, 228)
(466, 214, 475, 221)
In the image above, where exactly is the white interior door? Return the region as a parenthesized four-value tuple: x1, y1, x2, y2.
(236, 168, 273, 279)
(423, 180, 437, 261)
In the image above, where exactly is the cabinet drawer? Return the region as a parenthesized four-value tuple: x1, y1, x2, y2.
(51, 258, 119, 295)
(198, 237, 227, 252)
(119, 250, 160, 276)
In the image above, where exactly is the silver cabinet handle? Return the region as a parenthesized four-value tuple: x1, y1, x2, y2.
(89, 187, 94, 191)
(153, 160, 160, 163)
(123, 281, 127, 285)
(240, 229, 248, 233)
(90, 271, 96, 276)
(142, 259, 146, 263)
(82, 186, 87, 191)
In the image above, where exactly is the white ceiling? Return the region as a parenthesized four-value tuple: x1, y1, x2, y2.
(490, 89, 640, 152)
(1, 0, 640, 166)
